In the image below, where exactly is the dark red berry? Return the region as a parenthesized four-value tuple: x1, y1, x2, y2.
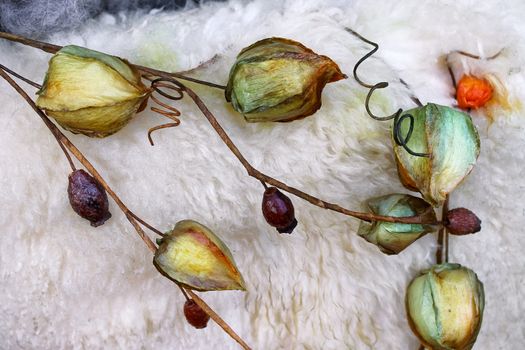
(261, 187, 297, 234)
(67, 169, 111, 227)
(183, 299, 210, 329)
(444, 208, 481, 235)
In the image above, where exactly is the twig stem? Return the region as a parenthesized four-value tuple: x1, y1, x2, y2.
(0, 30, 444, 226)
(436, 196, 449, 264)
(0, 67, 158, 252)
(186, 289, 252, 350)
(0, 31, 226, 90)
(178, 79, 439, 225)
(0, 65, 250, 350)
(0, 64, 76, 171)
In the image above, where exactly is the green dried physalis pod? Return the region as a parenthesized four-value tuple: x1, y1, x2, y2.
(225, 37, 345, 123)
(394, 104, 480, 206)
(357, 194, 436, 255)
(154, 220, 246, 291)
(36, 45, 151, 137)
(406, 263, 485, 350)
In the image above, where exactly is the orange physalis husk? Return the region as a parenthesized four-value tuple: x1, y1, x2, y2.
(456, 75, 493, 110)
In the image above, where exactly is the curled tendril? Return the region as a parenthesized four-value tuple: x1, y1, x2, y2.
(347, 27, 430, 158)
(146, 77, 185, 146)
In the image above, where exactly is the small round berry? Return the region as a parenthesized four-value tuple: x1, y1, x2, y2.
(67, 169, 111, 227)
(183, 299, 210, 329)
(444, 208, 481, 235)
(261, 187, 297, 234)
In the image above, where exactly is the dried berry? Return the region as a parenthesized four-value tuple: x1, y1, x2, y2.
(67, 169, 111, 227)
(444, 207, 481, 235)
(261, 187, 297, 234)
(184, 299, 210, 329)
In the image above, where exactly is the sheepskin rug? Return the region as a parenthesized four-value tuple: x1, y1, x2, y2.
(1, 0, 524, 349)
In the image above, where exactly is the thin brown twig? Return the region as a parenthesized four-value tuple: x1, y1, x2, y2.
(0, 64, 77, 171)
(127, 211, 165, 237)
(174, 78, 440, 225)
(0, 31, 226, 90)
(444, 203, 450, 264)
(186, 289, 252, 350)
(0, 67, 158, 252)
(175, 54, 221, 75)
(0, 66, 251, 350)
(436, 196, 449, 264)
(0, 30, 442, 226)
(177, 284, 190, 301)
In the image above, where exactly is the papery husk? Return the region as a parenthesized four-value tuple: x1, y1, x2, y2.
(36, 45, 151, 137)
(225, 37, 345, 122)
(393, 103, 480, 206)
(154, 220, 246, 292)
(358, 194, 437, 255)
(406, 263, 485, 350)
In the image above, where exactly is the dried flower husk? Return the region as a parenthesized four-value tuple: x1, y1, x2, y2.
(36, 45, 151, 137)
(357, 194, 437, 255)
(154, 220, 246, 291)
(406, 263, 485, 350)
(393, 103, 480, 206)
(225, 37, 345, 123)
(456, 75, 493, 110)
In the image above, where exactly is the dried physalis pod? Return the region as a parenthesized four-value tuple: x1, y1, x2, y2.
(444, 207, 481, 235)
(183, 299, 210, 329)
(36, 45, 151, 137)
(393, 103, 480, 206)
(357, 194, 437, 255)
(406, 263, 485, 350)
(261, 187, 297, 234)
(225, 37, 346, 122)
(67, 169, 111, 227)
(456, 75, 493, 110)
(154, 220, 246, 291)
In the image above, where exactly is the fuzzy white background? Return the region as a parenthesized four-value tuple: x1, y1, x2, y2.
(0, 0, 524, 349)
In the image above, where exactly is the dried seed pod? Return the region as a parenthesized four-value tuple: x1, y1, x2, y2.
(456, 75, 493, 110)
(225, 37, 345, 122)
(36, 45, 151, 137)
(261, 187, 297, 234)
(358, 194, 437, 255)
(406, 263, 485, 350)
(154, 220, 246, 291)
(67, 169, 111, 227)
(183, 299, 210, 329)
(445, 208, 481, 235)
(393, 103, 480, 206)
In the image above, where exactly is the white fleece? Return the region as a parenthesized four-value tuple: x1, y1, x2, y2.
(0, 0, 524, 349)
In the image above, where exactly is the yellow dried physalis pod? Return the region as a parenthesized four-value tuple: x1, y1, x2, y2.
(36, 45, 151, 137)
(154, 220, 246, 291)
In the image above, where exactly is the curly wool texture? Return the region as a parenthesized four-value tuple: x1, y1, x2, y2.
(0, 0, 195, 37)
(0, 0, 524, 349)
